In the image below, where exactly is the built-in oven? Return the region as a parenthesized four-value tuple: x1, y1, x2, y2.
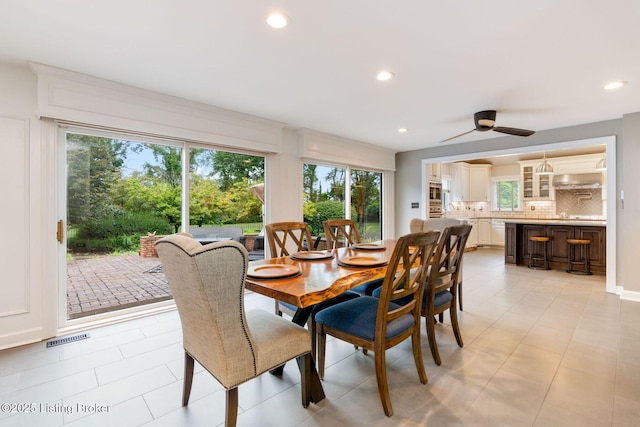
(428, 181, 442, 202)
(428, 181, 443, 217)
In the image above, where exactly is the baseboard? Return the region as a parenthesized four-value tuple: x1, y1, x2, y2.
(620, 289, 640, 302)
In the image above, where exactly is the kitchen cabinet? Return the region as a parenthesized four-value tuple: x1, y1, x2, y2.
(491, 219, 505, 246)
(469, 165, 492, 202)
(575, 226, 606, 268)
(553, 153, 603, 174)
(504, 223, 517, 263)
(504, 221, 606, 273)
(478, 218, 491, 245)
(451, 162, 491, 202)
(428, 162, 442, 182)
(518, 160, 554, 201)
(465, 218, 478, 248)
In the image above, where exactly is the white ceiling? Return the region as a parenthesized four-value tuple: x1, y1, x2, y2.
(2, 0, 639, 152)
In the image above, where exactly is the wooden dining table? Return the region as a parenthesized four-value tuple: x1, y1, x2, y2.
(244, 239, 398, 403)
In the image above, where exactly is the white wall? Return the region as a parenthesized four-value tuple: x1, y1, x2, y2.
(0, 63, 397, 349)
(0, 64, 46, 348)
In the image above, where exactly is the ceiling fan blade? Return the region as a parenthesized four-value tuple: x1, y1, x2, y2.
(441, 129, 475, 143)
(492, 126, 535, 137)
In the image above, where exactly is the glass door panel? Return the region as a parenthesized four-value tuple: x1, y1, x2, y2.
(65, 132, 180, 320)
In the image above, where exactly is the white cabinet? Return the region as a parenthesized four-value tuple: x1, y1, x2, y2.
(491, 219, 505, 246)
(519, 160, 554, 201)
(469, 165, 491, 202)
(553, 153, 603, 174)
(428, 163, 442, 182)
(465, 218, 478, 248)
(451, 162, 491, 202)
(478, 218, 492, 245)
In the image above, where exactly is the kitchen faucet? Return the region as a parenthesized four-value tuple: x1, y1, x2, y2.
(445, 203, 456, 211)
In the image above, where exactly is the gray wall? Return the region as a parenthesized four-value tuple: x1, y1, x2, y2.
(395, 117, 639, 292)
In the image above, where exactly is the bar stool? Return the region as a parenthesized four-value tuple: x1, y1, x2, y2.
(528, 236, 551, 270)
(566, 238, 592, 275)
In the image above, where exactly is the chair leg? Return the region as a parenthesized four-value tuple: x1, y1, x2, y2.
(182, 351, 195, 406)
(450, 304, 464, 348)
(374, 347, 393, 417)
(411, 326, 428, 384)
(297, 353, 312, 408)
(275, 300, 282, 316)
(425, 314, 441, 365)
(310, 319, 317, 362)
(317, 326, 326, 379)
(225, 388, 238, 427)
(458, 280, 463, 311)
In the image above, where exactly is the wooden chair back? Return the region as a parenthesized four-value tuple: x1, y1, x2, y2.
(265, 221, 313, 257)
(323, 219, 361, 248)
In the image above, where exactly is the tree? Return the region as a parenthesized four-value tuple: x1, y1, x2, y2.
(66, 134, 125, 225)
(205, 151, 264, 191)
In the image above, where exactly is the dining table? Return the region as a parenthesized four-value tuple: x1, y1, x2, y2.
(244, 239, 398, 403)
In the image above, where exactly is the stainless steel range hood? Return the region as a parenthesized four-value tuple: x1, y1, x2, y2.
(552, 173, 603, 189)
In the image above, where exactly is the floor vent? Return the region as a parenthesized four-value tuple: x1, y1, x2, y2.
(46, 333, 90, 348)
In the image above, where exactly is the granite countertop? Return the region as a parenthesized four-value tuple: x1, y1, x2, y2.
(503, 219, 607, 227)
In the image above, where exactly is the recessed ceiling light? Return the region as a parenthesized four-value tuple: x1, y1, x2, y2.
(376, 71, 394, 81)
(604, 80, 627, 90)
(266, 12, 290, 29)
(398, 128, 408, 133)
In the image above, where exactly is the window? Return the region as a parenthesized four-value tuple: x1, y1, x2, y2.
(493, 178, 520, 211)
(303, 163, 382, 241)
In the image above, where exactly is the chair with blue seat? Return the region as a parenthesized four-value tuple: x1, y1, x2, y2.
(315, 230, 441, 417)
(410, 217, 466, 311)
(265, 221, 317, 317)
(265, 221, 361, 360)
(323, 219, 382, 296)
(422, 224, 472, 365)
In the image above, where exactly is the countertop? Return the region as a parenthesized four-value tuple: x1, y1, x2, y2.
(503, 219, 606, 227)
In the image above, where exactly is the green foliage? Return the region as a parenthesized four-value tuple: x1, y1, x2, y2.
(75, 210, 171, 239)
(304, 200, 345, 235)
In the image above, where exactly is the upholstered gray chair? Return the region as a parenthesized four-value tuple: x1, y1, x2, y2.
(410, 218, 466, 310)
(155, 234, 312, 427)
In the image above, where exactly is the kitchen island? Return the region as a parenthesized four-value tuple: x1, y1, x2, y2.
(504, 219, 606, 274)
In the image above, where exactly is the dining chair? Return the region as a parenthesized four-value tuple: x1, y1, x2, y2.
(315, 231, 441, 417)
(410, 218, 467, 311)
(265, 221, 316, 317)
(155, 234, 312, 427)
(323, 218, 361, 248)
(265, 221, 361, 360)
(322, 218, 383, 297)
(421, 224, 472, 365)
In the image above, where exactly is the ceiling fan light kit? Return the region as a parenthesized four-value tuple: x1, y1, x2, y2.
(441, 110, 536, 143)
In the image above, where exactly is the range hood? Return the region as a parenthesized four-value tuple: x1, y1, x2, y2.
(553, 173, 603, 189)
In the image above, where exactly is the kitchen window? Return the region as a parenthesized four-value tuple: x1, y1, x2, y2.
(493, 177, 520, 211)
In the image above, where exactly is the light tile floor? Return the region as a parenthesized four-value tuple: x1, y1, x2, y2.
(2, 247, 640, 426)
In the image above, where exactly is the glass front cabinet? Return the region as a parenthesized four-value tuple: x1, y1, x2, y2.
(518, 160, 554, 201)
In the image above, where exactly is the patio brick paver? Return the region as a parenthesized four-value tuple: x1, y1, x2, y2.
(66, 254, 171, 319)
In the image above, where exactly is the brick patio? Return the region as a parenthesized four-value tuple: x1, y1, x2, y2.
(66, 254, 170, 319)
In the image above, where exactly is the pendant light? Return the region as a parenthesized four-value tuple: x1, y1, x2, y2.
(595, 154, 606, 171)
(535, 152, 554, 175)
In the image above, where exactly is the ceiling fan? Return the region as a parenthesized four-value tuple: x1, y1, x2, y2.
(442, 110, 535, 142)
